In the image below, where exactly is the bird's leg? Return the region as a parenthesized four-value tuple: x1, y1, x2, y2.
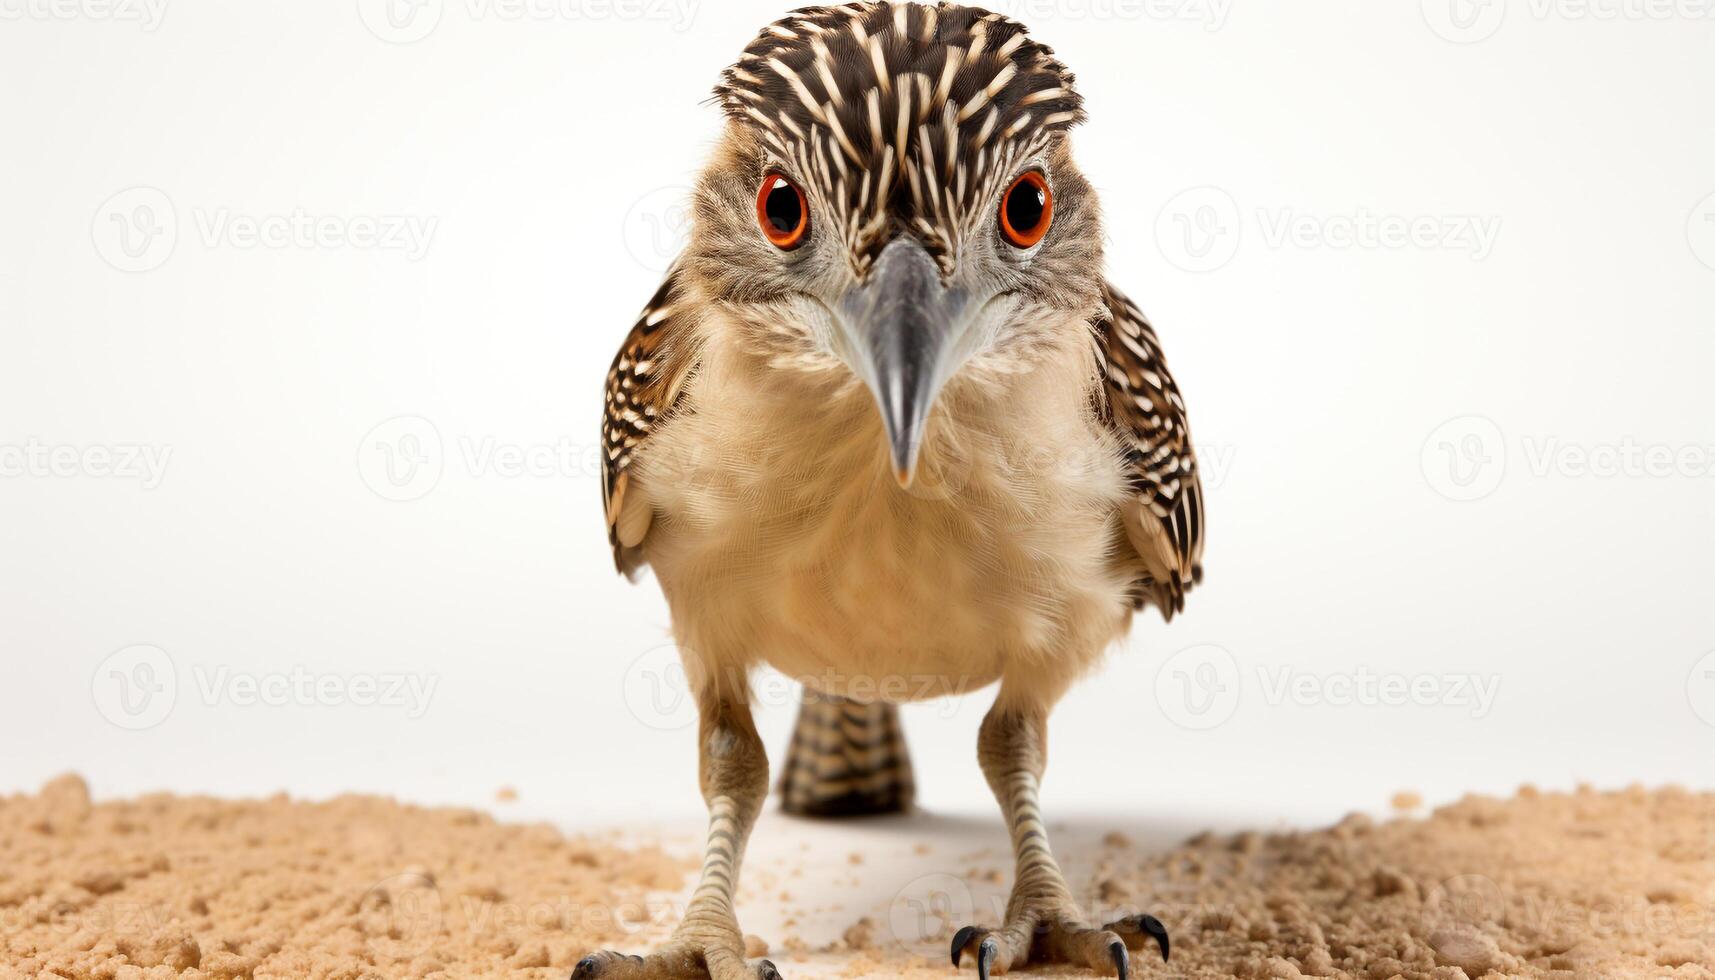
(951, 700, 1170, 979)
(575, 688, 780, 980)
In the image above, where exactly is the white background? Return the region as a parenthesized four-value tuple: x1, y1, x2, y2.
(2, 0, 1712, 835)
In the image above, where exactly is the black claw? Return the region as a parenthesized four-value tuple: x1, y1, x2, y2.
(1108, 939, 1129, 980)
(976, 935, 999, 980)
(758, 958, 782, 980)
(1105, 914, 1171, 964)
(571, 955, 600, 980)
(951, 925, 980, 967)
(1138, 914, 1169, 963)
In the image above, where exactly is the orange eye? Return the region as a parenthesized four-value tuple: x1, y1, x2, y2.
(999, 170, 1052, 248)
(756, 173, 809, 250)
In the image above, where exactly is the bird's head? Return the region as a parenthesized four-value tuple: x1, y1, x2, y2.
(686, 1, 1102, 486)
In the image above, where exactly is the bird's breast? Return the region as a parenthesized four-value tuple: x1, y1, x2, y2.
(633, 344, 1137, 701)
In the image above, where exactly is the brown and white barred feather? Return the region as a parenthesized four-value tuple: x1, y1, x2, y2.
(1095, 281, 1205, 618)
(780, 691, 914, 816)
(712, 2, 1084, 272)
(601, 263, 697, 577)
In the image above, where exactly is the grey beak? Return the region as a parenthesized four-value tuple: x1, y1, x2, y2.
(836, 238, 971, 486)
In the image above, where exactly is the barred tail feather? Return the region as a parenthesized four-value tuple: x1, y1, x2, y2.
(780, 692, 914, 817)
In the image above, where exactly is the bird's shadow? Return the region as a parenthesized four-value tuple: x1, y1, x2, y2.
(775, 804, 1218, 856)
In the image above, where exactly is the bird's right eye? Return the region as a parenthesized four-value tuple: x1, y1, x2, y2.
(756, 174, 809, 250)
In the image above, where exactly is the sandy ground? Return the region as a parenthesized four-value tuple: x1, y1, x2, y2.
(1, 776, 1709, 979)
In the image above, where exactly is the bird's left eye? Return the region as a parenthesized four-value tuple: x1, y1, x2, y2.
(756, 173, 809, 250)
(999, 170, 1052, 248)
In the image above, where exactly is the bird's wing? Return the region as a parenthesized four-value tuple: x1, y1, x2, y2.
(601, 262, 698, 576)
(1094, 280, 1205, 619)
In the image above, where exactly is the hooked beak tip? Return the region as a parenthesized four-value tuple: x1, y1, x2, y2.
(889, 437, 920, 488)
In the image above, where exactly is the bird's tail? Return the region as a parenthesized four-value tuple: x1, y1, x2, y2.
(779, 691, 914, 817)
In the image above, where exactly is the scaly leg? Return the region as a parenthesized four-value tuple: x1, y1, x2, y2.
(575, 689, 781, 980)
(950, 698, 1170, 978)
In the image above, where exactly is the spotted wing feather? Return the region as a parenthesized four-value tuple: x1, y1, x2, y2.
(1096, 282, 1204, 619)
(601, 263, 697, 576)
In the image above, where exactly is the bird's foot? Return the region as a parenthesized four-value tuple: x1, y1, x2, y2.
(950, 912, 1169, 978)
(571, 943, 781, 980)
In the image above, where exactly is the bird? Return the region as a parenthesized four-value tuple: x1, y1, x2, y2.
(584, 3, 1202, 979)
